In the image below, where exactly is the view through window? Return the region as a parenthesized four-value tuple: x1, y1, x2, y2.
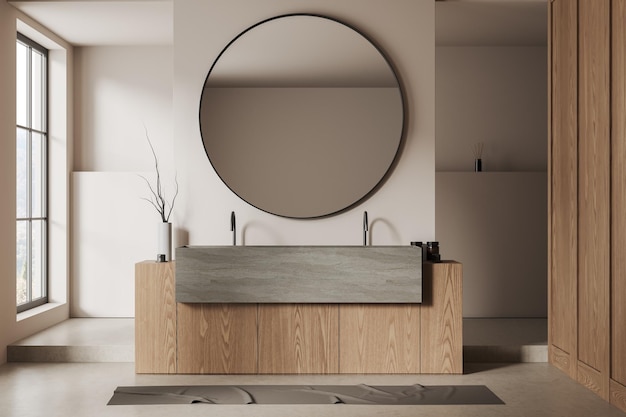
(16, 33, 48, 312)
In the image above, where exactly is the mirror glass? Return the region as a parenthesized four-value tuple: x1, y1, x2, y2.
(200, 14, 404, 218)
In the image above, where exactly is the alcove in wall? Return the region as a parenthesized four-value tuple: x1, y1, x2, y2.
(435, 0, 548, 318)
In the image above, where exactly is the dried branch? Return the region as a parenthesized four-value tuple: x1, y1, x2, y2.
(140, 129, 177, 223)
(472, 142, 484, 159)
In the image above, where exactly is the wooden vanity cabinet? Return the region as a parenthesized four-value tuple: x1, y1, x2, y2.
(135, 261, 177, 374)
(135, 260, 462, 375)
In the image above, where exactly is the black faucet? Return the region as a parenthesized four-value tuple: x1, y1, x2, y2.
(363, 211, 369, 246)
(231, 211, 236, 246)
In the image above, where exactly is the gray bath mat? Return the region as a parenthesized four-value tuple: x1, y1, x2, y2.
(108, 384, 504, 405)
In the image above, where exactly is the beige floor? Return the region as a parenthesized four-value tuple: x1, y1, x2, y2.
(1, 319, 624, 416)
(1, 362, 625, 417)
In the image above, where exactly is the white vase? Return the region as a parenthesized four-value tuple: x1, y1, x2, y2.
(157, 222, 172, 262)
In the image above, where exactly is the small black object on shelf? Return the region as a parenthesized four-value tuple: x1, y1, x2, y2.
(472, 142, 484, 172)
(426, 241, 441, 262)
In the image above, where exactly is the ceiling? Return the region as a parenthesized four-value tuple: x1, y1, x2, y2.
(10, 1, 174, 46)
(9, 0, 547, 47)
(436, 0, 547, 46)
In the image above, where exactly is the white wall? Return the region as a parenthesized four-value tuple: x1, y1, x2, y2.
(435, 45, 547, 318)
(71, 46, 173, 316)
(2, 2, 546, 328)
(436, 46, 547, 172)
(74, 46, 173, 172)
(69, 1, 434, 317)
(0, 4, 72, 364)
(173, 0, 435, 248)
(0, 0, 17, 366)
(71, 172, 154, 317)
(69, 1, 435, 316)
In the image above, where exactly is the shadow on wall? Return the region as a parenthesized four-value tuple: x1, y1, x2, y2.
(435, 172, 547, 318)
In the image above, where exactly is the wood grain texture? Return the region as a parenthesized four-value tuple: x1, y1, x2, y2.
(546, 0, 552, 362)
(578, 360, 608, 400)
(258, 304, 338, 374)
(339, 304, 420, 373)
(549, 0, 578, 378)
(177, 303, 258, 374)
(421, 261, 463, 374)
(610, 379, 626, 413)
(577, 0, 610, 396)
(135, 261, 177, 374)
(549, 345, 571, 375)
(612, 0, 626, 387)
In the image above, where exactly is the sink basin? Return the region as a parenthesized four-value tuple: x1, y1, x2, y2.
(175, 246, 422, 304)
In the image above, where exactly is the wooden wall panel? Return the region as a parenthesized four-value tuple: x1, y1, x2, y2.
(578, 361, 607, 398)
(610, 379, 626, 413)
(547, 0, 552, 362)
(612, 0, 626, 388)
(549, 0, 578, 378)
(550, 345, 572, 375)
(550, 0, 626, 406)
(135, 261, 177, 374)
(177, 303, 258, 374)
(577, 0, 611, 399)
(339, 304, 420, 374)
(421, 261, 463, 374)
(258, 304, 338, 374)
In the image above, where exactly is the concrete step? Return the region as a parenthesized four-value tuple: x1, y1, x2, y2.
(7, 317, 547, 364)
(7, 318, 134, 363)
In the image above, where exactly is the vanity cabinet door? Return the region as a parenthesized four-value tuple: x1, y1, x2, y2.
(339, 304, 421, 373)
(258, 304, 339, 374)
(177, 303, 258, 374)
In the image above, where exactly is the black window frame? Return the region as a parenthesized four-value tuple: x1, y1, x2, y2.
(16, 32, 49, 313)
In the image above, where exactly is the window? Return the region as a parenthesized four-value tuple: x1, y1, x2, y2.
(16, 33, 48, 313)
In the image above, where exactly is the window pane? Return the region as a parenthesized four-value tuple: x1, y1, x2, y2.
(31, 50, 44, 132)
(31, 132, 44, 218)
(17, 34, 48, 312)
(16, 220, 28, 306)
(16, 128, 28, 218)
(31, 220, 44, 300)
(16, 42, 28, 127)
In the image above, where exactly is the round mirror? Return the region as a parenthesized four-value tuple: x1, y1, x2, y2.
(199, 14, 404, 218)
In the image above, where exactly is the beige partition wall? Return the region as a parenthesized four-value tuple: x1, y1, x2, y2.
(549, 0, 626, 410)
